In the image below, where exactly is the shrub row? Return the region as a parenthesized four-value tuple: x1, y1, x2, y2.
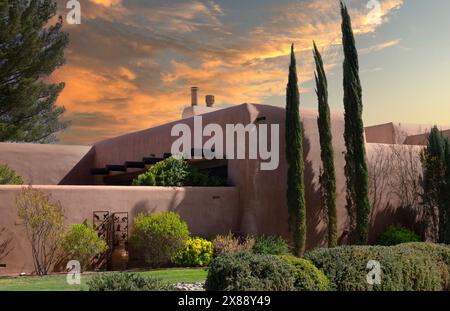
(305, 242, 450, 291)
(130, 211, 292, 267)
(206, 242, 450, 292)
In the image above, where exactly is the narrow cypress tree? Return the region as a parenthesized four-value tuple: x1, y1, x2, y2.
(443, 137, 450, 243)
(285, 43, 306, 256)
(421, 126, 450, 243)
(313, 41, 337, 247)
(341, 2, 370, 244)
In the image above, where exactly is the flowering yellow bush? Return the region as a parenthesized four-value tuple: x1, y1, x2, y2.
(174, 237, 213, 267)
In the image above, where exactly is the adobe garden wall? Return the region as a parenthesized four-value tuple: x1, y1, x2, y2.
(0, 143, 91, 185)
(0, 185, 239, 275)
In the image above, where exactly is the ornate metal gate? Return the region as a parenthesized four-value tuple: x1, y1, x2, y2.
(92, 211, 128, 270)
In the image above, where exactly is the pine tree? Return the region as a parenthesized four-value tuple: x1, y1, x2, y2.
(285, 43, 306, 256)
(341, 2, 370, 244)
(313, 41, 337, 247)
(0, 0, 69, 143)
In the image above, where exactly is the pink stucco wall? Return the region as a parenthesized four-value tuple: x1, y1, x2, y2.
(0, 143, 91, 185)
(88, 104, 347, 248)
(0, 185, 239, 275)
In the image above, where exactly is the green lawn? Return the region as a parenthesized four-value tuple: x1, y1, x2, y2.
(0, 268, 208, 291)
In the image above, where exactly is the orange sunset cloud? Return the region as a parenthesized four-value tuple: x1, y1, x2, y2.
(52, 0, 403, 145)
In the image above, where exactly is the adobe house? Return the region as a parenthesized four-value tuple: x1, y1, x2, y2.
(0, 87, 448, 275)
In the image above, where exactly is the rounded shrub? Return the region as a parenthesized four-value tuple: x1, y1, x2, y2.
(278, 255, 330, 291)
(253, 235, 290, 255)
(205, 252, 295, 291)
(132, 156, 226, 187)
(61, 223, 108, 271)
(378, 224, 420, 246)
(0, 164, 23, 185)
(174, 237, 213, 267)
(305, 243, 444, 291)
(133, 156, 190, 186)
(130, 211, 190, 267)
(87, 272, 172, 291)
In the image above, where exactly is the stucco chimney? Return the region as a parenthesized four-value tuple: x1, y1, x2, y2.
(205, 95, 215, 107)
(191, 87, 199, 106)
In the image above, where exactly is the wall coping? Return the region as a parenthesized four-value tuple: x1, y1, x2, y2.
(0, 185, 237, 191)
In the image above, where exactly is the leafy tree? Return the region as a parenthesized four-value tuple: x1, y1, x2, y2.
(341, 2, 370, 244)
(285, 44, 306, 256)
(0, 0, 69, 143)
(313, 41, 337, 247)
(0, 164, 24, 184)
(16, 186, 65, 275)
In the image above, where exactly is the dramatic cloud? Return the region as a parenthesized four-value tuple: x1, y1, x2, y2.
(53, 0, 403, 145)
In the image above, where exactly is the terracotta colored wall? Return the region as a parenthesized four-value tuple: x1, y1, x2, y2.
(89, 104, 347, 248)
(365, 143, 424, 242)
(0, 143, 91, 185)
(88, 104, 422, 248)
(404, 129, 450, 146)
(365, 123, 396, 144)
(0, 185, 239, 275)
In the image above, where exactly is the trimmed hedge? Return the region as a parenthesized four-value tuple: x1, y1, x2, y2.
(305, 243, 449, 291)
(205, 252, 295, 291)
(279, 255, 330, 291)
(403, 242, 450, 289)
(378, 225, 420, 246)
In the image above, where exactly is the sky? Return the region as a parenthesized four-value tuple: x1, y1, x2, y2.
(51, 0, 450, 145)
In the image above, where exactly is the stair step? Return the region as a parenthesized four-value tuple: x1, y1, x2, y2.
(91, 168, 109, 175)
(143, 157, 163, 165)
(106, 165, 127, 172)
(125, 161, 145, 169)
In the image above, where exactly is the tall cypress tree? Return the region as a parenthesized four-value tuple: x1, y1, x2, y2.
(443, 137, 450, 243)
(313, 41, 337, 247)
(286, 43, 306, 256)
(421, 126, 450, 243)
(341, 2, 370, 244)
(0, 0, 69, 143)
